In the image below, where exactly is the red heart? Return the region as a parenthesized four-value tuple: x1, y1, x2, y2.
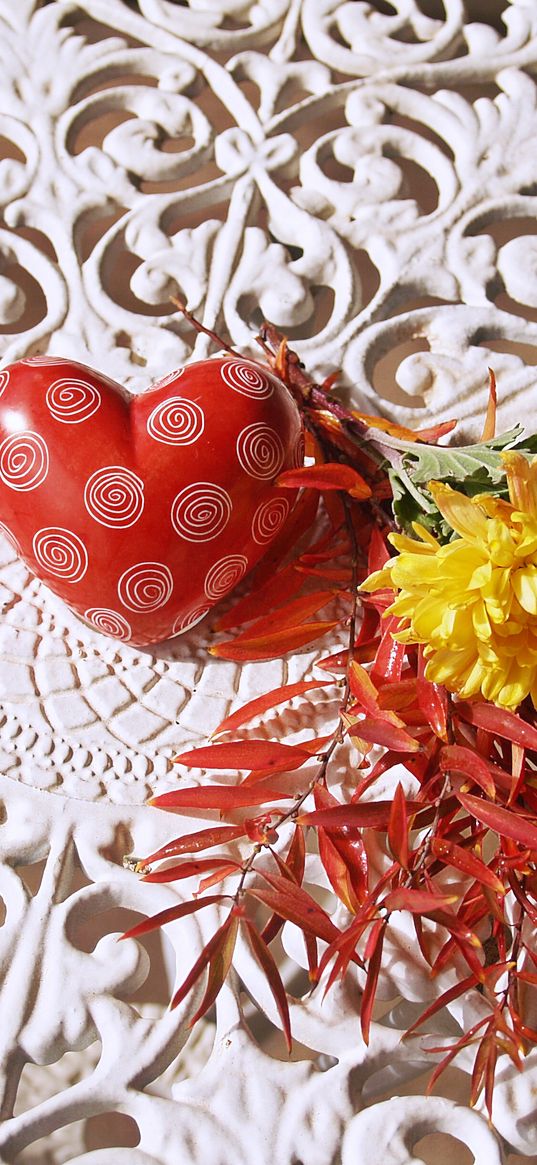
(0, 355, 302, 645)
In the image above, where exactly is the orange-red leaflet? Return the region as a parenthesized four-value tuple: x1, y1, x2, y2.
(430, 837, 505, 895)
(212, 679, 329, 737)
(456, 791, 537, 851)
(171, 909, 239, 1017)
(298, 799, 425, 830)
(384, 887, 458, 913)
(142, 857, 242, 883)
(209, 621, 340, 662)
(277, 462, 371, 500)
(173, 740, 313, 772)
(346, 715, 419, 753)
(403, 972, 480, 1039)
(196, 864, 242, 894)
(140, 824, 247, 866)
(232, 589, 339, 640)
(439, 744, 496, 800)
(244, 917, 292, 1053)
(361, 919, 386, 1045)
(261, 828, 306, 944)
(119, 894, 227, 943)
(387, 782, 410, 870)
(150, 781, 292, 811)
(314, 784, 368, 911)
(247, 886, 340, 945)
(457, 702, 537, 753)
(215, 563, 304, 632)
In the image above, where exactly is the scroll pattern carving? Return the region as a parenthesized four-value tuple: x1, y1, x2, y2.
(1, 0, 537, 1160)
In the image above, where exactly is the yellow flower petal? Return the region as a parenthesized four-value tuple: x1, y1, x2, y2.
(427, 481, 488, 541)
(512, 565, 537, 615)
(502, 451, 537, 519)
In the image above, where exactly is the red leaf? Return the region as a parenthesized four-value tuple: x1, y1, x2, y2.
(439, 744, 496, 799)
(188, 912, 240, 1024)
(417, 649, 448, 741)
(367, 525, 391, 574)
(371, 618, 406, 684)
(298, 799, 424, 830)
(314, 785, 368, 910)
(150, 781, 292, 811)
(142, 857, 241, 883)
(212, 679, 328, 737)
(170, 910, 237, 1013)
(361, 920, 386, 1045)
(384, 887, 458, 913)
(235, 590, 339, 639)
(457, 702, 537, 752)
(480, 367, 497, 443)
(140, 824, 247, 865)
(261, 827, 306, 944)
(196, 864, 242, 894)
(244, 918, 292, 1052)
(387, 782, 409, 870)
(247, 886, 339, 944)
(456, 791, 537, 851)
(119, 895, 227, 942)
(348, 716, 419, 753)
(174, 740, 312, 773)
(404, 973, 479, 1038)
(430, 837, 505, 895)
(278, 462, 371, 500)
(215, 563, 304, 632)
(209, 621, 340, 662)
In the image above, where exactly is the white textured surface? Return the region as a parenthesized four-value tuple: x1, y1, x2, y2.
(1, 1, 537, 1161)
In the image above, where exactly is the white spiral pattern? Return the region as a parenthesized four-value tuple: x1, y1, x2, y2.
(33, 527, 88, 583)
(46, 378, 101, 423)
(204, 554, 248, 600)
(236, 423, 285, 480)
(152, 367, 185, 388)
(118, 562, 173, 612)
(0, 370, 9, 397)
(221, 359, 274, 398)
(252, 496, 291, 544)
(146, 397, 204, 445)
(172, 605, 211, 636)
(19, 356, 71, 366)
(0, 431, 49, 491)
(84, 466, 144, 528)
(171, 482, 232, 542)
(84, 608, 132, 640)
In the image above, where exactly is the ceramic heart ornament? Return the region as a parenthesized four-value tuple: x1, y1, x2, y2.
(0, 354, 303, 646)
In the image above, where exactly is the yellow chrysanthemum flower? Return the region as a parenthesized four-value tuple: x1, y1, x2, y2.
(361, 452, 537, 711)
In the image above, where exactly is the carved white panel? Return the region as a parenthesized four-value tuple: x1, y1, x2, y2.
(1, 1, 537, 1161)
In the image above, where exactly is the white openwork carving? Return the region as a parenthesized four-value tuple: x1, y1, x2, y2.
(1, 0, 537, 1160)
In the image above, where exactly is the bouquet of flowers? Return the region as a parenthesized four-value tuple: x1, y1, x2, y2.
(123, 318, 537, 1120)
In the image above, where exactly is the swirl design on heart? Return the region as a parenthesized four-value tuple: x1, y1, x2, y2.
(118, 562, 173, 612)
(84, 466, 144, 528)
(20, 356, 72, 366)
(33, 527, 88, 582)
(172, 605, 211, 635)
(152, 367, 185, 388)
(220, 359, 274, 398)
(252, 496, 291, 544)
(84, 608, 132, 640)
(204, 554, 248, 599)
(0, 431, 49, 491)
(0, 370, 9, 398)
(146, 397, 205, 445)
(46, 378, 101, 423)
(236, 423, 285, 480)
(171, 482, 232, 542)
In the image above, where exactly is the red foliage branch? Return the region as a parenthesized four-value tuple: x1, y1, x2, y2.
(120, 312, 537, 1122)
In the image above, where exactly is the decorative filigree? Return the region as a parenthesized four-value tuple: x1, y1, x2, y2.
(1, 0, 537, 1159)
